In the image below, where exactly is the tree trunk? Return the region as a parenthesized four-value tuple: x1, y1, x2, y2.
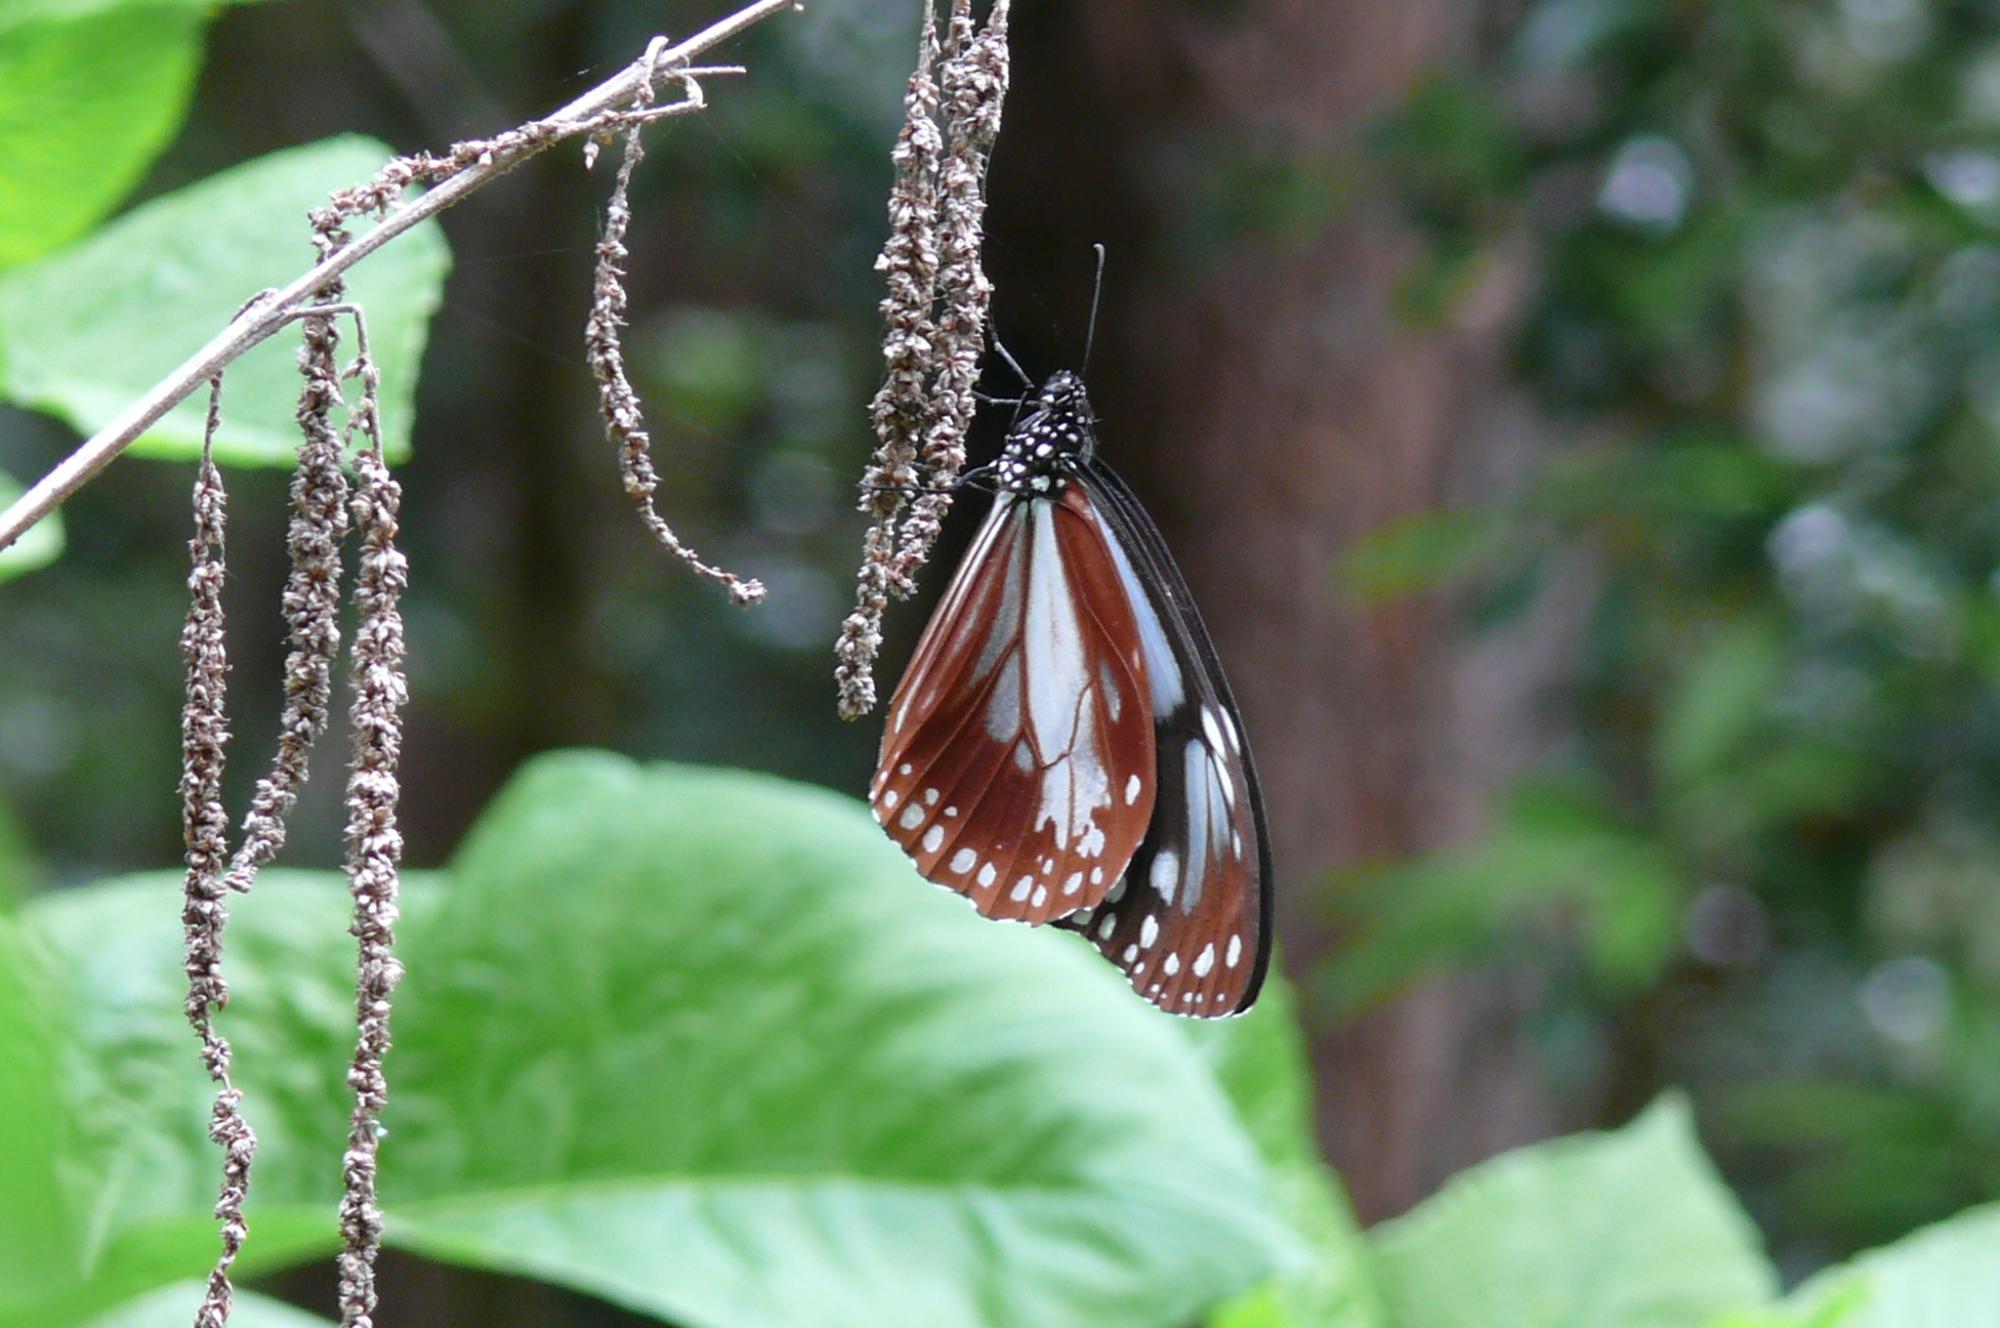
(991, 0, 1578, 1219)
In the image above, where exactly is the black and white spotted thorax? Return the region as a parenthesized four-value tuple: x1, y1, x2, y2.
(995, 370, 1097, 497)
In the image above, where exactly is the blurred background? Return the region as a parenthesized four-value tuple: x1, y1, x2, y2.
(5, 0, 2000, 1306)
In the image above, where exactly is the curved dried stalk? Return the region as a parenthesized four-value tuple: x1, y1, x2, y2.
(587, 49, 766, 607)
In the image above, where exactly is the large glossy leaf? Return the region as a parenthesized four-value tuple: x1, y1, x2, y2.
(7, 754, 1294, 1328)
(1369, 1095, 1777, 1328)
(1778, 1201, 2000, 1328)
(0, 137, 449, 465)
(1183, 981, 1383, 1328)
(0, 4, 204, 270)
(0, 465, 63, 582)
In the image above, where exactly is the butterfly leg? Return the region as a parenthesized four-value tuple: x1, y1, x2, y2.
(859, 462, 999, 500)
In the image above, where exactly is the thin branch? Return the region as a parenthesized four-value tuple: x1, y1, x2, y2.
(0, 0, 801, 557)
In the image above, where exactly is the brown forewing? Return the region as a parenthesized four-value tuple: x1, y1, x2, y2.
(874, 485, 1157, 925)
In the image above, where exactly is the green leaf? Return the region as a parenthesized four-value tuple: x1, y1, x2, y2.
(0, 466, 63, 582)
(85, 1286, 335, 1328)
(1370, 1095, 1777, 1328)
(0, 137, 450, 466)
(1782, 1201, 2000, 1328)
(0, 919, 85, 1302)
(1184, 981, 1384, 1328)
(8, 755, 1294, 1328)
(0, 5, 205, 270)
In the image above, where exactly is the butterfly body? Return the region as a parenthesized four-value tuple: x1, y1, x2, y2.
(873, 370, 1272, 1018)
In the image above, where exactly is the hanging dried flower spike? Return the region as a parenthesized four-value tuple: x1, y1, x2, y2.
(181, 374, 258, 1328)
(837, 0, 1011, 720)
(333, 330, 408, 1328)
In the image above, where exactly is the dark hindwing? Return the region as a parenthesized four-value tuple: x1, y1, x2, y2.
(873, 488, 1159, 925)
(1056, 458, 1273, 1018)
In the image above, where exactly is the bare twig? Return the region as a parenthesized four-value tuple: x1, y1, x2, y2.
(0, 0, 801, 558)
(586, 43, 765, 606)
(181, 373, 257, 1328)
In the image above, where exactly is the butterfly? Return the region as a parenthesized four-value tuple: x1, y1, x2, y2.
(871, 366, 1272, 1018)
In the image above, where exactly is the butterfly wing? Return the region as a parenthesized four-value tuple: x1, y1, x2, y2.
(1057, 458, 1274, 1018)
(873, 486, 1158, 924)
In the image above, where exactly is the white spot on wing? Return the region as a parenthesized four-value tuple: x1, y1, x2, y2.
(1097, 913, 1117, 939)
(1150, 850, 1180, 906)
(1063, 871, 1084, 895)
(1202, 707, 1227, 757)
(921, 825, 944, 853)
(978, 863, 997, 888)
(1227, 934, 1243, 968)
(882, 790, 899, 810)
(1164, 952, 1181, 977)
(1140, 915, 1160, 948)
(1194, 943, 1215, 977)
(1011, 877, 1032, 902)
(1125, 774, 1141, 805)
(898, 803, 925, 831)
(949, 848, 977, 874)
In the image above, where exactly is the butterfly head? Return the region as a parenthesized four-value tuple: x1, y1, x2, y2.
(995, 371, 1096, 497)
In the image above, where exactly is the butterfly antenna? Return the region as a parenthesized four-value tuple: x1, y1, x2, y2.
(1083, 243, 1108, 377)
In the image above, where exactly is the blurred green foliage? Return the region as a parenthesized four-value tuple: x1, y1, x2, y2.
(1337, 0, 2000, 1265)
